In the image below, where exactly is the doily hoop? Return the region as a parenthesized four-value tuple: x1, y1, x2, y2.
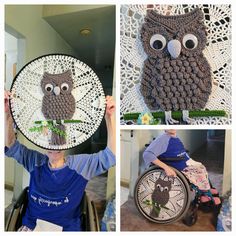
(120, 4, 231, 125)
(10, 54, 106, 150)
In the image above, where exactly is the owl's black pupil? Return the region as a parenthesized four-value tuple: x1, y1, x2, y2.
(46, 87, 52, 91)
(62, 86, 67, 91)
(153, 40, 163, 50)
(185, 39, 195, 49)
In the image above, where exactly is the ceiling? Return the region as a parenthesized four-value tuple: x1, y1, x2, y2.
(43, 5, 115, 71)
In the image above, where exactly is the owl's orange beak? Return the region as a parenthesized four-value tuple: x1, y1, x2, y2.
(53, 86, 60, 96)
(167, 39, 181, 59)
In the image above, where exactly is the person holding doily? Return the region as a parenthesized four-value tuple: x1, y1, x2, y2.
(5, 90, 116, 231)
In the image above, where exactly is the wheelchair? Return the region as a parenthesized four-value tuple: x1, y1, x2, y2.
(134, 164, 195, 225)
(134, 146, 219, 226)
(5, 187, 100, 231)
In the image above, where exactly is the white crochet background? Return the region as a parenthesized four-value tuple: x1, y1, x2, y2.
(10, 54, 106, 150)
(120, 4, 231, 125)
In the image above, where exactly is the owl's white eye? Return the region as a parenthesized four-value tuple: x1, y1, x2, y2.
(45, 84, 53, 92)
(182, 34, 198, 50)
(150, 34, 166, 50)
(61, 83, 69, 91)
(156, 184, 161, 189)
(164, 186, 169, 191)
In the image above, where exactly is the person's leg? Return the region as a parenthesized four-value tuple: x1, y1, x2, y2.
(210, 188, 219, 196)
(200, 195, 221, 205)
(182, 165, 221, 205)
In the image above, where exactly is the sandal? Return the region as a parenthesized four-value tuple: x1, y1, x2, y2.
(210, 188, 219, 197)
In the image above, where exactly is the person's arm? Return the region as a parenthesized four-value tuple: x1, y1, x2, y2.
(4, 90, 46, 172)
(152, 159, 176, 177)
(105, 96, 115, 155)
(67, 96, 116, 180)
(143, 134, 176, 177)
(5, 141, 46, 172)
(68, 148, 116, 180)
(5, 90, 16, 147)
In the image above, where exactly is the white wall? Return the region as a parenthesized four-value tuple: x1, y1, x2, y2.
(5, 32, 17, 90)
(222, 130, 231, 195)
(5, 32, 18, 188)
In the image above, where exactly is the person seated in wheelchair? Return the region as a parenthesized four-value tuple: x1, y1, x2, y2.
(5, 91, 116, 231)
(143, 129, 221, 207)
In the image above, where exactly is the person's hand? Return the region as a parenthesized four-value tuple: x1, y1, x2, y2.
(105, 96, 115, 118)
(4, 90, 12, 113)
(164, 166, 177, 177)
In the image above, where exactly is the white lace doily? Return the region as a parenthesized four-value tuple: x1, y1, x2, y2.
(10, 54, 105, 150)
(120, 4, 231, 125)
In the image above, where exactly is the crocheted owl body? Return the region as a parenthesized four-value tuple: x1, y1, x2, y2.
(140, 8, 212, 111)
(41, 70, 75, 121)
(151, 178, 171, 206)
(42, 94, 75, 120)
(41, 70, 76, 145)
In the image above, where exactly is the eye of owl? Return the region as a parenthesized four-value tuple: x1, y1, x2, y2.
(150, 34, 166, 50)
(45, 83, 53, 92)
(156, 184, 161, 188)
(61, 83, 69, 91)
(182, 34, 198, 50)
(164, 186, 169, 191)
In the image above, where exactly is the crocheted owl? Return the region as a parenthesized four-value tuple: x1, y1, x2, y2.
(140, 8, 212, 123)
(150, 178, 172, 217)
(41, 70, 75, 145)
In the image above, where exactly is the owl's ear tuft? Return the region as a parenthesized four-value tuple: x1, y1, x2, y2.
(43, 72, 50, 76)
(144, 10, 158, 27)
(195, 8, 204, 22)
(64, 70, 72, 76)
(146, 10, 154, 20)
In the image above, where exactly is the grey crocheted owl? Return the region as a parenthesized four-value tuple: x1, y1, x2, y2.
(140, 8, 212, 123)
(41, 70, 75, 145)
(150, 178, 172, 217)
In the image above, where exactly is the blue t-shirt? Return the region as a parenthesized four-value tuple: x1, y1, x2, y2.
(5, 141, 116, 231)
(143, 133, 189, 170)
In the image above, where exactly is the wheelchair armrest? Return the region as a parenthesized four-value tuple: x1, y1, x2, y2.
(158, 156, 186, 161)
(14, 187, 29, 209)
(80, 191, 100, 231)
(5, 187, 29, 231)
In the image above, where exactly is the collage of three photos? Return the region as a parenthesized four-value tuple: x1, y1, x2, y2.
(4, 3, 232, 233)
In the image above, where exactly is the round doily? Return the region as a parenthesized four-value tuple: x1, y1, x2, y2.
(134, 167, 190, 223)
(10, 54, 106, 150)
(120, 4, 231, 125)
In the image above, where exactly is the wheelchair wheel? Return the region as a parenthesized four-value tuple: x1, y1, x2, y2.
(134, 166, 191, 224)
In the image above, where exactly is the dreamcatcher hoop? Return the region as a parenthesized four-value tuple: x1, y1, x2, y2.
(10, 54, 106, 150)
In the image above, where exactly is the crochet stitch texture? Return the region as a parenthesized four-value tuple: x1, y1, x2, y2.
(140, 8, 212, 111)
